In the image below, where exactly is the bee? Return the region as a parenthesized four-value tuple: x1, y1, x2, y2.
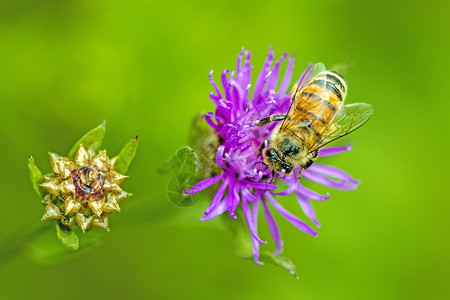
(256, 63, 373, 177)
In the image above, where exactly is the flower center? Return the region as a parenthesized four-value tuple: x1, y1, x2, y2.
(71, 165, 105, 201)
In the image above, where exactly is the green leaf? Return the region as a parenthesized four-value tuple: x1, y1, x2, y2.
(27, 156, 44, 197)
(158, 147, 200, 207)
(113, 135, 138, 174)
(157, 146, 198, 177)
(55, 223, 79, 251)
(167, 173, 199, 207)
(260, 251, 299, 279)
(27, 226, 102, 265)
(68, 121, 106, 159)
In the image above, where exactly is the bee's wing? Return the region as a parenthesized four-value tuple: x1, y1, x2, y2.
(279, 63, 326, 131)
(314, 102, 373, 149)
(309, 62, 326, 80)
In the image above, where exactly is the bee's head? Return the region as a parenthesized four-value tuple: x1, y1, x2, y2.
(262, 147, 293, 176)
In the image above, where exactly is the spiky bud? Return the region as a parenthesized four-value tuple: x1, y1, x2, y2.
(29, 122, 138, 248)
(40, 145, 131, 232)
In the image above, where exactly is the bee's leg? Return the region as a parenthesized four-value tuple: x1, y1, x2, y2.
(292, 119, 312, 128)
(255, 114, 286, 127)
(269, 170, 276, 183)
(325, 123, 338, 135)
(255, 161, 267, 167)
(257, 140, 270, 157)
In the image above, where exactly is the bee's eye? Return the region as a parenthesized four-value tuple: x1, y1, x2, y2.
(263, 148, 278, 160)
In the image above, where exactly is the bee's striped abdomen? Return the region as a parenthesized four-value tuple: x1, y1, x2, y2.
(295, 70, 347, 128)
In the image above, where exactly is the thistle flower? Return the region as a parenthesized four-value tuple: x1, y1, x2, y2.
(185, 48, 360, 264)
(29, 122, 138, 244)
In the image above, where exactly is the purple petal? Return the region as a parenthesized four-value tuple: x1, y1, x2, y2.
(200, 197, 228, 221)
(209, 70, 222, 99)
(308, 164, 359, 183)
(244, 180, 277, 191)
(238, 50, 252, 99)
(272, 168, 300, 195)
(251, 234, 263, 265)
(242, 197, 266, 245)
(252, 47, 275, 101)
(241, 188, 258, 202)
(265, 193, 318, 237)
(319, 144, 352, 157)
(209, 92, 221, 106)
(184, 173, 224, 194)
(205, 112, 221, 131)
(295, 192, 320, 228)
(205, 176, 229, 214)
(229, 79, 245, 112)
(215, 99, 232, 122)
(296, 185, 330, 201)
(279, 55, 295, 95)
(215, 145, 228, 170)
(271, 179, 298, 196)
(222, 70, 234, 107)
(236, 47, 244, 73)
(302, 169, 359, 190)
(228, 181, 240, 219)
(267, 53, 287, 91)
(262, 198, 283, 255)
(251, 199, 264, 264)
(221, 69, 231, 93)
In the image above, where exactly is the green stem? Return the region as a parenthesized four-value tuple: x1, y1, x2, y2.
(0, 191, 178, 269)
(0, 220, 52, 269)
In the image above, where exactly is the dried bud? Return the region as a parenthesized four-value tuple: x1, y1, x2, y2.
(41, 145, 130, 232)
(29, 122, 138, 243)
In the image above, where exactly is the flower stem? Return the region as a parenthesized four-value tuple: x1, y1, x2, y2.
(0, 220, 52, 270)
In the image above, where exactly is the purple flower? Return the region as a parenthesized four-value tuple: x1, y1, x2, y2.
(185, 48, 360, 264)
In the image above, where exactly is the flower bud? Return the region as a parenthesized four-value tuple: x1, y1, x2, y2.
(40, 145, 131, 232)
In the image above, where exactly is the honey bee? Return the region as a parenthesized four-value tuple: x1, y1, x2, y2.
(256, 63, 373, 177)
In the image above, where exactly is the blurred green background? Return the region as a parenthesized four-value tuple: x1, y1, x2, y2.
(0, 0, 449, 299)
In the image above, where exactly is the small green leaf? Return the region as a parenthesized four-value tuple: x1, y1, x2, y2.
(55, 223, 79, 251)
(27, 226, 102, 265)
(167, 173, 199, 207)
(157, 146, 198, 177)
(113, 135, 138, 174)
(159, 147, 200, 207)
(68, 121, 106, 159)
(28, 156, 44, 197)
(260, 251, 299, 279)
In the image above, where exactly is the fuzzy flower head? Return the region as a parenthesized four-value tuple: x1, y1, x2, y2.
(186, 48, 361, 264)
